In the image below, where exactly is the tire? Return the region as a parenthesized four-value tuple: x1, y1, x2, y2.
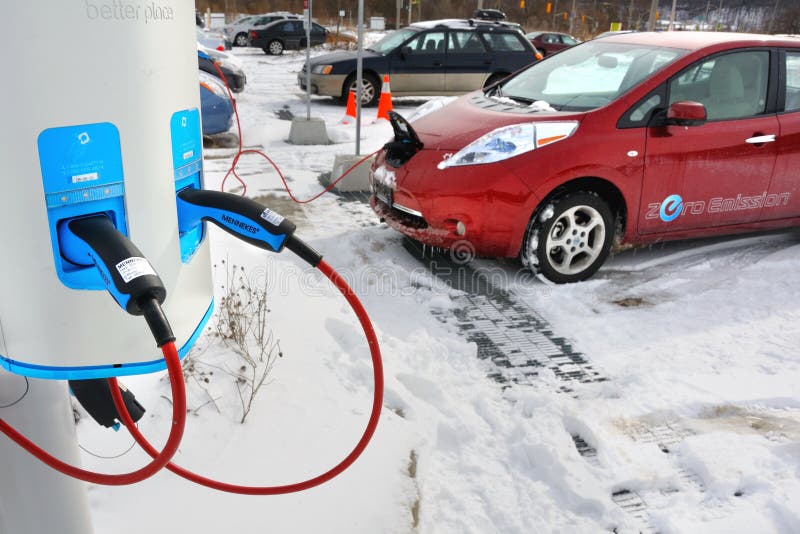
(343, 73, 380, 107)
(266, 40, 284, 55)
(234, 32, 249, 47)
(521, 192, 613, 283)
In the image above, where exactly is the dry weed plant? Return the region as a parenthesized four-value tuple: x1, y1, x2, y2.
(207, 259, 282, 423)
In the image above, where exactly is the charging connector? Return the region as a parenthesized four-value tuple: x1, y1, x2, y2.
(70, 379, 145, 429)
(177, 188, 322, 266)
(57, 214, 174, 345)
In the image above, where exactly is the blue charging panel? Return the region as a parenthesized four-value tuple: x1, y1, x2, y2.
(38, 122, 128, 290)
(171, 109, 205, 262)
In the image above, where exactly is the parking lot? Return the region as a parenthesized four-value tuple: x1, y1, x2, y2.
(80, 43, 800, 533)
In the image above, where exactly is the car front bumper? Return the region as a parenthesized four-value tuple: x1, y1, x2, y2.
(369, 148, 539, 258)
(297, 73, 347, 98)
(227, 71, 247, 92)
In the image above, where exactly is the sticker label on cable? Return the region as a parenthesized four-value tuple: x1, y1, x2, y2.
(260, 208, 284, 226)
(116, 257, 156, 283)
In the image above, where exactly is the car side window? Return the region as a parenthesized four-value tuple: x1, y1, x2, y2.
(618, 86, 667, 129)
(668, 50, 769, 121)
(630, 93, 662, 122)
(785, 52, 800, 112)
(448, 31, 487, 53)
(407, 31, 446, 53)
(482, 32, 527, 52)
(562, 35, 578, 45)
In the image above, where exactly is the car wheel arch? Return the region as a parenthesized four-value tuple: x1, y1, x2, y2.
(545, 177, 626, 239)
(513, 176, 628, 258)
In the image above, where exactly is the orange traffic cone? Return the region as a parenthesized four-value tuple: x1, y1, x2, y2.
(376, 75, 393, 121)
(341, 89, 357, 124)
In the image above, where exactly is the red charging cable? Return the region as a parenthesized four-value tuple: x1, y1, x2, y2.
(0, 341, 186, 486)
(110, 260, 384, 494)
(211, 63, 380, 201)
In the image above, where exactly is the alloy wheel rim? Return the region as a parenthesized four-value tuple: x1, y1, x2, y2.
(544, 205, 605, 275)
(350, 80, 375, 104)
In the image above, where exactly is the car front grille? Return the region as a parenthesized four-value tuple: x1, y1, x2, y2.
(374, 194, 428, 229)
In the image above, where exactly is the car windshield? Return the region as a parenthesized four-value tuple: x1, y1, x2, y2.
(497, 41, 687, 111)
(367, 28, 419, 54)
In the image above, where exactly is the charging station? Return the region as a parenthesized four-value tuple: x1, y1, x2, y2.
(1, 2, 213, 378)
(1, 2, 209, 532)
(0, 4, 383, 531)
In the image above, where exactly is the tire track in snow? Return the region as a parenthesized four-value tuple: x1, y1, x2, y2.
(401, 237, 607, 392)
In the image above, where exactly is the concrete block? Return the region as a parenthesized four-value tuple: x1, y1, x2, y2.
(287, 117, 329, 145)
(331, 153, 374, 192)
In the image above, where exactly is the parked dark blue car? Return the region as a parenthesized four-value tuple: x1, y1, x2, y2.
(300, 18, 541, 106)
(199, 70, 233, 135)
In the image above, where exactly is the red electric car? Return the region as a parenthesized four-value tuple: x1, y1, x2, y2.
(370, 32, 800, 283)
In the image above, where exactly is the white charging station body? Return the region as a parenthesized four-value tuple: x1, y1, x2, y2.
(0, 1, 213, 378)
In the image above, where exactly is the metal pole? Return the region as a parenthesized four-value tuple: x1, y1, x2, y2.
(355, 0, 364, 156)
(569, 0, 577, 34)
(0, 373, 94, 533)
(767, 0, 780, 33)
(627, 0, 634, 30)
(552, 0, 559, 29)
(669, 0, 677, 30)
(397, 0, 402, 28)
(305, 0, 312, 121)
(646, 0, 658, 31)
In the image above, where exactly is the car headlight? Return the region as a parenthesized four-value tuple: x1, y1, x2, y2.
(311, 64, 333, 75)
(438, 121, 578, 169)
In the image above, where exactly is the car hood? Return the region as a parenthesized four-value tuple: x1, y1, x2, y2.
(309, 50, 381, 66)
(409, 93, 585, 150)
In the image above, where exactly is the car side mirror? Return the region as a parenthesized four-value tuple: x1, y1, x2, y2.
(666, 101, 707, 126)
(400, 45, 412, 58)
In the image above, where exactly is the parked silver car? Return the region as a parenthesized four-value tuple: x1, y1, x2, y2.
(197, 28, 231, 51)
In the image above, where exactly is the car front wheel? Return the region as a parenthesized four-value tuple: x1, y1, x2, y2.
(343, 73, 380, 107)
(522, 192, 613, 283)
(265, 40, 284, 55)
(234, 32, 248, 46)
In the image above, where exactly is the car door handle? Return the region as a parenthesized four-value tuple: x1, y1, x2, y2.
(745, 134, 776, 144)
(432, 60, 442, 67)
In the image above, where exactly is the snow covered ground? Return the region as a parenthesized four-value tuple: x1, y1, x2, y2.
(80, 44, 800, 534)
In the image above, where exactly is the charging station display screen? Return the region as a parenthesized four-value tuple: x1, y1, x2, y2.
(171, 109, 204, 262)
(171, 109, 202, 180)
(39, 122, 125, 206)
(38, 122, 128, 290)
